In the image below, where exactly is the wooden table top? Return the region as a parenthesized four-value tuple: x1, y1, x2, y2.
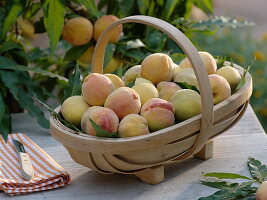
(1, 105, 267, 200)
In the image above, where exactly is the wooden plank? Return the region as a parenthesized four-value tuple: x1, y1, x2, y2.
(0, 105, 266, 200)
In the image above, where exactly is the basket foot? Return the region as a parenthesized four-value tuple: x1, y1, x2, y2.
(194, 140, 213, 160)
(135, 165, 164, 185)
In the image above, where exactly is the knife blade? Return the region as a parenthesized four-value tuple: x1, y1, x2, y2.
(12, 139, 34, 181)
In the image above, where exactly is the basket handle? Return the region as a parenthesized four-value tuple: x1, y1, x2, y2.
(91, 15, 214, 159)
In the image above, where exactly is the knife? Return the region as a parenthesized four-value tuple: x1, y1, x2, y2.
(12, 139, 34, 181)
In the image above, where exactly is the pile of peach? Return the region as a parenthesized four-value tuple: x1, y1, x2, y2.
(61, 52, 242, 138)
(62, 15, 123, 72)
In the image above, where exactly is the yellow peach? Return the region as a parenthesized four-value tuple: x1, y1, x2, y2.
(103, 57, 122, 74)
(61, 96, 89, 126)
(122, 65, 141, 85)
(209, 74, 231, 104)
(62, 17, 93, 46)
(141, 53, 174, 84)
(216, 66, 241, 92)
(104, 73, 125, 89)
(132, 83, 159, 105)
(78, 45, 94, 65)
(171, 89, 201, 121)
(84, 106, 119, 136)
(141, 98, 175, 132)
(118, 114, 149, 137)
(82, 73, 114, 106)
(104, 87, 141, 120)
(157, 81, 182, 101)
(179, 51, 217, 74)
(94, 15, 123, 43)
(134, 77, 154, 85)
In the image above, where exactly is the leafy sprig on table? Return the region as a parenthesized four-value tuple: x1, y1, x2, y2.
(198, 157, 267, 200)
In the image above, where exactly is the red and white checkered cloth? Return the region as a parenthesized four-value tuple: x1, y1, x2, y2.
(0, 133, 71, 196)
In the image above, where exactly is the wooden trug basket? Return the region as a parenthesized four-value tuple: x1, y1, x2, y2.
(50, 15, 252, 185)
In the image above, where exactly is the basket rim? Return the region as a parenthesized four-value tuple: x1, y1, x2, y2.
(50, 63, 252, 144)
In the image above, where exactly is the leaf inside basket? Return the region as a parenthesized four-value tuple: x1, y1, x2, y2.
(175, 82, 199, 93)
(89, 119, 120, 138)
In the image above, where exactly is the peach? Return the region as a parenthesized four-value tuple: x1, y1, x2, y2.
(209, 74, 231, 104)
(179, 51, 217, 74)
(81, 106, 101, 132)
(141, 98, 175, 132)
(171, 89, 201, 121)
(62, 17, 93, 46)
(84, 106, 119, 136)
(78, 45, 94, 65)
(135, 77, 153, 85)
(94, 15, 123, 43)
(61, 96, 89, 126)
(256, 181, 267, 200)
(173, 63, 182, 75)
(104, 57, 122, 73)
(104, 74, 125, 89)
(17, 17, 35, 39)
(157, 81, 182, 101)
(141, 53, 174, 85)
(118, 114, 149, 137)
(122, 65, 141, 85)
(216, 66, 241, 92)
(173, 68, 199, 88)
(104, 87, 141, 120)
(82, 73, 114, 106)
(132, 83, 159, 105)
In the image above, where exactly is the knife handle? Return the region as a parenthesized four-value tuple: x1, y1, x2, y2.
(18, 152, 34, 181)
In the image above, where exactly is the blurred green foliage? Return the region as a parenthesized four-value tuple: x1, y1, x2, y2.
(0, 0, 256, 140)
(193, 28, 267, 130)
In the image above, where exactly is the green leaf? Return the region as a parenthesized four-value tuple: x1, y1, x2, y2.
(42, 0, 65, 53)
(64, 42, 91, 62)
(118, 0, 135, 17)
(127, 79, 135, 88)
(192, 16, 254, 29)
(35, 98, 81, 132)
(0, 56, 68, 82)
(76, 0, 99, 19)
(166, 39, 183, 54)
(162, 0, 180, 21)
(104, 43, 116, 68)
(0, 41, 22, 52)
(175, 82, 199, 93)
(62, 65, 82, 102)
(194, 0, 213, 14)
(36, 98, 80, 131)
(0, 0, 26, 42)
(235, 58, 254, 92)
(202, 172, 252, 180)
(200, 180, 239, 190)
(117, 39, 145, 52)
(0, 70, 20, 100)
(10, 49, 28, 65)
(198, 181, 257, 200)
(216, 55, 227, 68)
(124, 49, 148, 61)
(145, 28, 167, 52)
(0, 104, 11, 142)
(0, 90, 5, 122)
(17, 88, 49, 129)
(136, 0, 150, 15)
(248, 157, 267, 183)
(89, 119, 120, 138)
(170, 53, 186, 63)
